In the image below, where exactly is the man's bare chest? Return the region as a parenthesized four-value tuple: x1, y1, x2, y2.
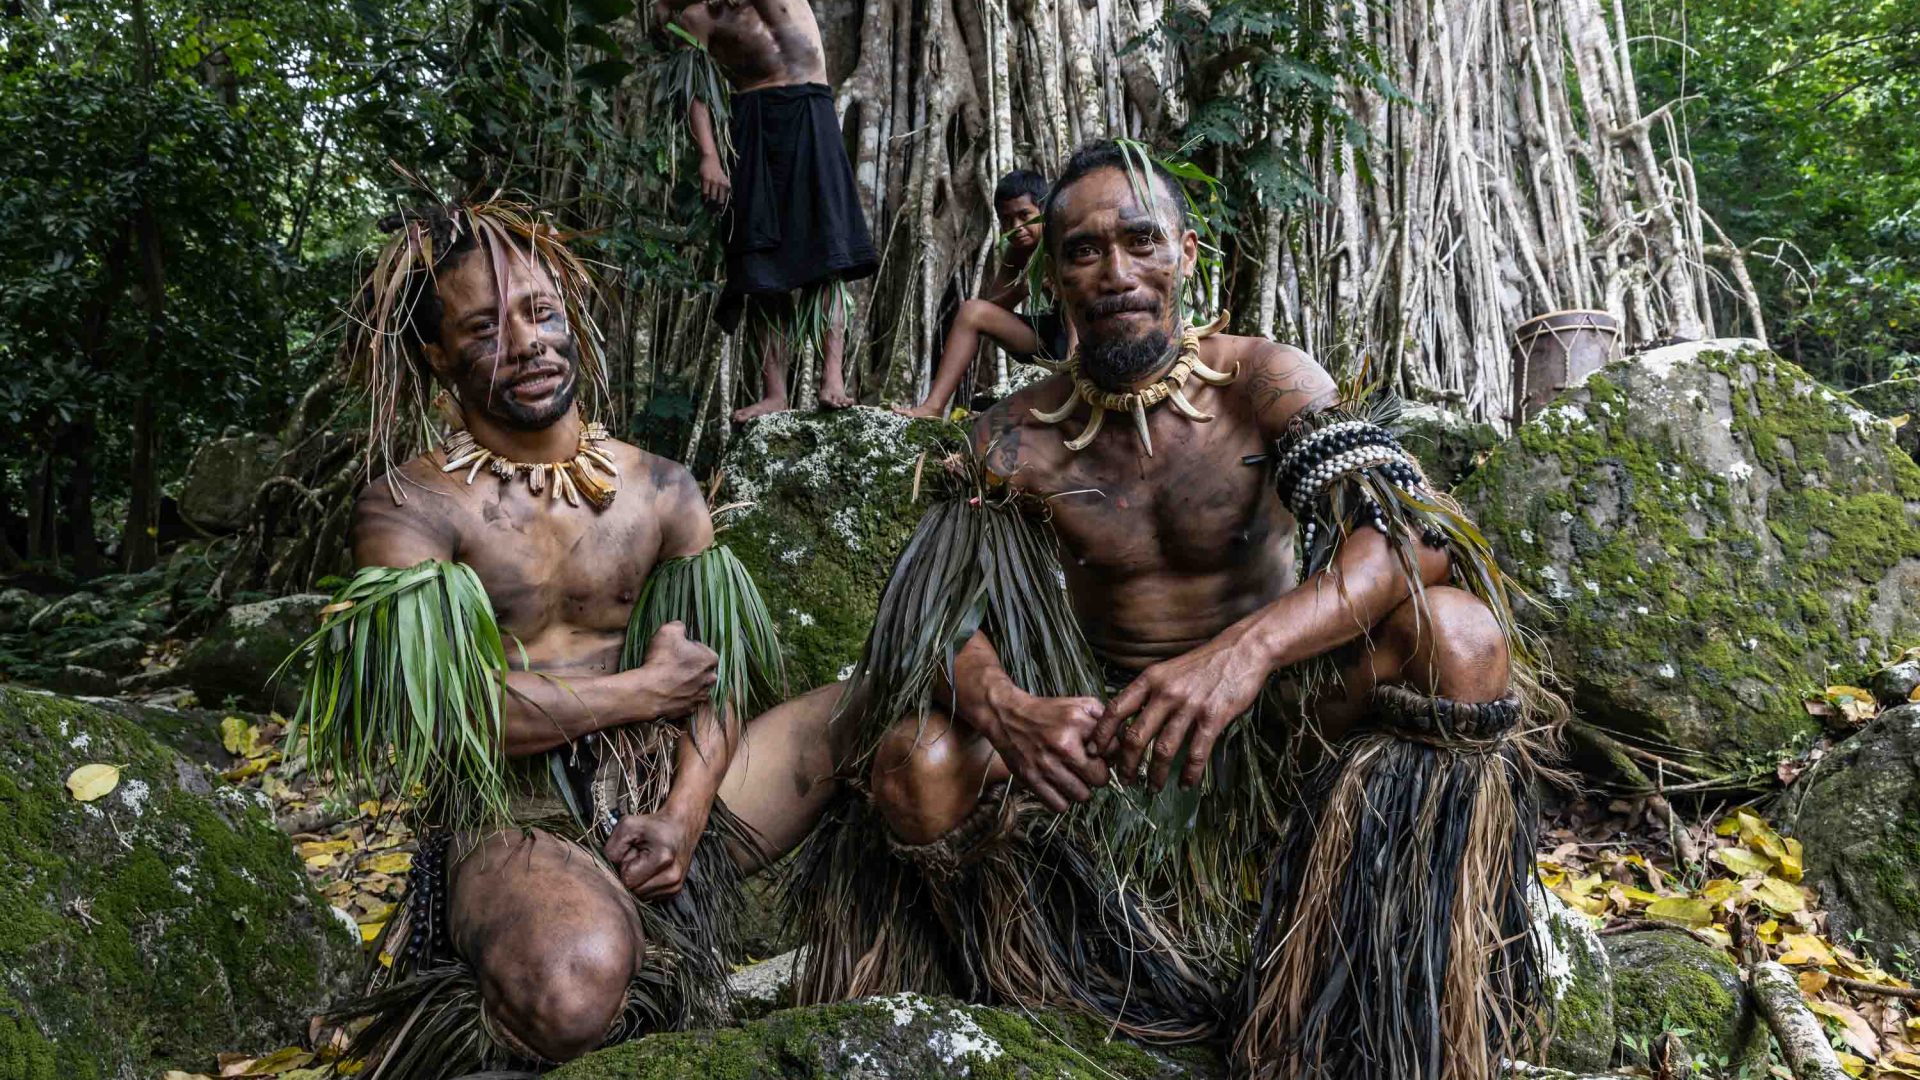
(447, 490, 663, 635)
(1026, 419, 1285, 575)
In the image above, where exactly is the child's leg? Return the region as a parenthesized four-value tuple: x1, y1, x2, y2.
(895, 299, 1041, 418)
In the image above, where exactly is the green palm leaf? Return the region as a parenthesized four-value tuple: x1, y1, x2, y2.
(278, 560, 512, 833)
(622, 544, 788, 726)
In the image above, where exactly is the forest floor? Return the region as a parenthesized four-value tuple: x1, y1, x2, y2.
(142, 684, 1920, 1079)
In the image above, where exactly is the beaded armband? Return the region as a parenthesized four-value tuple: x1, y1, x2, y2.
(1266, 417, 1447, 559)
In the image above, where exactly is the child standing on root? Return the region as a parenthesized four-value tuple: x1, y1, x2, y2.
(895, 169, 1073, 419)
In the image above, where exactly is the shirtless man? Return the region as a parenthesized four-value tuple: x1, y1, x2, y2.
(658, 0, 877, 420)
(796, 142, 1542, 1070)
(338, 206, 842, 1070)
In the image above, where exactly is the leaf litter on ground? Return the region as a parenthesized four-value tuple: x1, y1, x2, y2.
(1542, 792, 1920, 1077)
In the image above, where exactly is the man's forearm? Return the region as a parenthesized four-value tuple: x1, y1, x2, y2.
(660, 704, 741, 832)
(501, 670, 648, 758)
(690, 99, 721, 160)
(946, 631, 1024, 741)
(1235, 525, 1450, 672)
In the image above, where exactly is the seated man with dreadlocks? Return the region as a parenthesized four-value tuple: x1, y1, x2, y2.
(792, 140, 1560, 1079)
(654, 0, 878, 421)
(291, 203, 843, 1076)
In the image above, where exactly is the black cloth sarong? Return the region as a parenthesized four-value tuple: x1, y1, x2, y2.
(717, 82, 878, 332)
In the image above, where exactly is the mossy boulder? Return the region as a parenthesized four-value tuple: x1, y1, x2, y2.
(1457, 339, 1920, 769)
(1603, 930, 1759, 1068)
(1786, 703, 1920, 962)
(1400, 403, 1504, 489)
(547, 993, 1224, 1079)
(174, 593, 330, 713)
(178, 432, 283, 533)
(720, 408, 968, 691)
(1534, 889, 1615, 1071)
(0, 685, 357, 1079)
(1848, 375, 1918, 461)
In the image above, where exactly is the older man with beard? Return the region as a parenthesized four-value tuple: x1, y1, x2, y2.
(789, 142, 1557, 1080)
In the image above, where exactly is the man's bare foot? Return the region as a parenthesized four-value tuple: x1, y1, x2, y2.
(891, 401, 947, 419)
(817, 383, 856, 409)
(732, 395, 789, 423)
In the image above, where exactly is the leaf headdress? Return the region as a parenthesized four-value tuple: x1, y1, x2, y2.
(346, 195, 611, 487)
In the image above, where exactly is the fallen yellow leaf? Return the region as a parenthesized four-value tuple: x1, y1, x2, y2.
(220, 716, 262, 758)
(1780, 932, 1835, 966)
(1835, 1050, 1865, 1077)
(1808, 998, 1880, 1058)
(1779, 836, 1805, 882)
(1799, 969, 1830, 993)
(65, 763, 120, 802)
(223, 757, 273, 782)
(360, 920, 387, 943)
(1753, 877, 1807, 914)
(361, 851, 412, 875)
(1714, 847, 1774, 876)
(297, 839, 355, 858)
(245, 1047, 315, 1075)
(305, 853, 336, 870)
(1698, 926, 1733, 948)
(1646, 896, 1714, 929)
(161, 1073, 215, 1080)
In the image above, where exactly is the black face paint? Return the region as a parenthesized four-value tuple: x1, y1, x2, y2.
(453, 329, 580, 431)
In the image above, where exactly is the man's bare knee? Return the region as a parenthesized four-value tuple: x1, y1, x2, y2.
(1383, 587, 1509, 702)
(869, 714, 982, 847)
(490, 920, 636, 1061)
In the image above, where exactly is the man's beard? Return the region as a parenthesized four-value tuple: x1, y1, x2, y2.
(464, 335, 581, 431)
(1079, 293, 1178, 392)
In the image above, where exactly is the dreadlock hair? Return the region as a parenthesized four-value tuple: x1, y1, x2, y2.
(345, 199, 609, 483)
(1040, 141, 1191, 255)
(993, 168, 1049, 208)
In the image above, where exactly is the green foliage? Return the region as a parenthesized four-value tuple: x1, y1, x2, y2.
(1632, 0, 1919, 386)
(286, 560, 512, 831)
(623, 543, 789, 721)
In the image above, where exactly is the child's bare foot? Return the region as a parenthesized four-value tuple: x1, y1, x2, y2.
(891, 401, 947, 419)
(817, 382, 856, 409)
(732, 394, 789, 423)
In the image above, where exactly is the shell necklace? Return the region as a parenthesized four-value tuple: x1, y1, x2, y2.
(1027, 312, 1236, 456)
(439, 421, 620, 510)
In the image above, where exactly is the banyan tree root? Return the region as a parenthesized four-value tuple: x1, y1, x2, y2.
(1750, 960, 1848, 1080)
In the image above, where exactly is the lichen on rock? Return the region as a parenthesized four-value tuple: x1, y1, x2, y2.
(0, 686, 357, 1078)
(718, 407, 969, 692)
(546, 993, 1222, 1080)
(1533, 888, 1616, 1071)
(1457, 339, 1920, 770)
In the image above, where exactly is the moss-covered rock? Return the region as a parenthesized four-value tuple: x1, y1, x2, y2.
(173, 593, 329, 713)
(1534, 890, 1615, 1071)
(1457, 339, 1920, 769)
(1848, 375, 1918, 461)
(178, 432, 283, 533)
(1785, 703, 1920, 962)
(1603, 930, 1759, 1068)
(0, 686, 357, 1078)
(719, 408, 968, 691)
(547, 994, 1224, 1080)
(1400, 403, 1504, 490)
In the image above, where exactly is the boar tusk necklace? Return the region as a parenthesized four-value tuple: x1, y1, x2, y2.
(1028, 311, 1235, 457)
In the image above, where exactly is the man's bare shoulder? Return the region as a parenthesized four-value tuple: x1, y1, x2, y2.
(352, 453, 463, 565)
(1208, 334, 1339, 437)
(970, 372, 1072, 484)
(612, 439, 703, 505)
